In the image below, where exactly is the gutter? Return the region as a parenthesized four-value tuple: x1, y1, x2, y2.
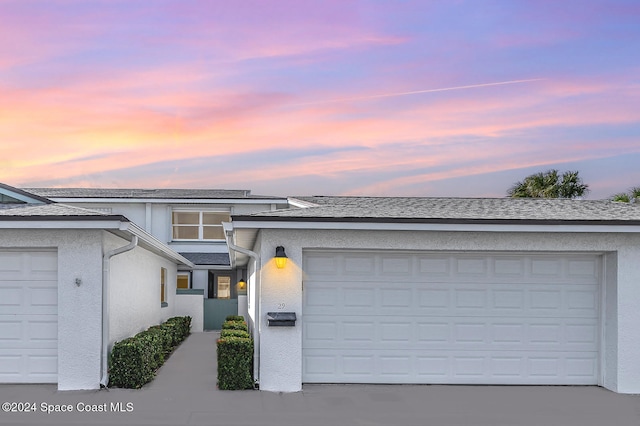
(223, 222, 261, 388)
(100, 236, 138, 388)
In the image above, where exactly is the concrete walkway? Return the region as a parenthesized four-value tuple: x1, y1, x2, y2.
(1, 332, 640, 425)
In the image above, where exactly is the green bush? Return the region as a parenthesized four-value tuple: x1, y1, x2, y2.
(220, 329, 250, 339)
(225, 315, 245, 322)
(137, 328, 166, 368)
(217, 336, 254, 390)
(108, 316, 192, 389)
(165, 316, 192, 338)
(221, 320, 248, 332)
(108, 336, 157, 389)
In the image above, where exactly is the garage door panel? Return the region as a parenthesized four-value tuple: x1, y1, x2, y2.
(0, 251, 57, 383)
(305, 315, 598, 352)
(304, 281, 598, 319)
(0, 284, 23, 311)
(0, 281, 57, 315)
(306, 253, 601, 284)
(304, 348, 598, 384)
(0, 253, 26, 280)
(0, 316, 58, 349)
(303, 251, 601, 385)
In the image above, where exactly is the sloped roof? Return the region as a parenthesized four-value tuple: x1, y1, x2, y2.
(178, 252, 230, 266)
(0, 183, 52, 204)
(25, 187, 281, 200)
(0, 203, 127, 220)
(232, 196, 640, 224)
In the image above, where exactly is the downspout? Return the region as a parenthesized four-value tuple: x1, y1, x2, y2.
(100, 235, 138, 388)
(225, 230, 261, 387)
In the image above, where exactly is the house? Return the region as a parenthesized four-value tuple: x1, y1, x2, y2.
(226, 196, 640, 394)
(24, 187, 289, 329)
(0, 183, 197, 390)
(5, 183, 640, 395)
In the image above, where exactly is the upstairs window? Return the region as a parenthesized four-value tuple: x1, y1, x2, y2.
(172, 211, 230, 241)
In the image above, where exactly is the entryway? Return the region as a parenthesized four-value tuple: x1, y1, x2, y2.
(203, 270, 239, 330)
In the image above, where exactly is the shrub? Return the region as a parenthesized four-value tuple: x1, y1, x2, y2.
(163, 316, 191, 345)
(221, 320, 248, 332)
(147, 325, 173, 355)
(217, 336, 254, 390)
(108, 336, 157, 389)
(108, 316, 192, 389)
(225, 315, 245, 322)
(220, 329, 250, 339)
(137, 328, 167, 368)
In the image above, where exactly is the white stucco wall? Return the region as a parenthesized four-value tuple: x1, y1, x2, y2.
(175, 293, 204, 332)
(104, 232, 178, 346)
(253, 228, 640, 394)
(0, 229, 104, 390)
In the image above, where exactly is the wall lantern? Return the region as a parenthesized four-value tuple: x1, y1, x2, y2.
(237, 278, 246, 291)
(274, 246, 288, 269)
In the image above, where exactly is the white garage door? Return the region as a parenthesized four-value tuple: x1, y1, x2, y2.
(0, 250, 58, 383)
(303, 251, 601, 385)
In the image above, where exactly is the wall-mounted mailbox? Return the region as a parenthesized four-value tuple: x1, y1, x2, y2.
(267, 312, 297, 327)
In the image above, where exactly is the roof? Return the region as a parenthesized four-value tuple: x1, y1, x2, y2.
(25, 187, 282, 200)
(178, 252, 230, 266)
(232, 196, 640, 224)
(0, 183, 52, 204)
(0, 203, 128, 220)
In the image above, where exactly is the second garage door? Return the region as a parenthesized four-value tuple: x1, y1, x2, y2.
(302, 251, 601, 385)
(0, 250, 58, 383)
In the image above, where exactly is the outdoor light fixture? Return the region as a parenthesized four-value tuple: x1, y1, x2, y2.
(237, 278, 246, 291)
(275, 246, 288, 269)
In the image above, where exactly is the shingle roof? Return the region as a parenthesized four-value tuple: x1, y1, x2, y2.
(0, 183, 52, 204)
(0, 203, 127, 220)
(178, 252, 230, 266)
(25, 187, 282, 200)
(233, 196, 640, 224)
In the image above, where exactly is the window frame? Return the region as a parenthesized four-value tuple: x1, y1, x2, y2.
(171, 209, 230, 242)
(160, 267, 168, 307)
(177, 272, 190, 290)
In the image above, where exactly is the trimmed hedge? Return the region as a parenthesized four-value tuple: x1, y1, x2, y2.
(217, 336, 254, 390)
(221, 320, 248, 332)
(108, 316, 192, 389)
(108, 336, 158, 389)
(220, 329, 250, 339)
(225, 315, 246, 322)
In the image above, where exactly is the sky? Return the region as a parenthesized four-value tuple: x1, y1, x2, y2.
(1, 0, 639, 199)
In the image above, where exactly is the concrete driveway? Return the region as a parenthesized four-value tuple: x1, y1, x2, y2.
(1, 332, 639, 426)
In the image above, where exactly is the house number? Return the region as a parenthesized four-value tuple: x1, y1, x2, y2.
(277, 303, 286, 310)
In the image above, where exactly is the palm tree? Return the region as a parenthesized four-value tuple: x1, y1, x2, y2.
(508, 169, 589, 199)
(612, 193, 631, 202)
(612, 187, 640, 203)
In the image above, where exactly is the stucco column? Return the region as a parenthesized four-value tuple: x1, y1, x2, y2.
(613, 246, 640, 393)
(258, 241, 303, 392)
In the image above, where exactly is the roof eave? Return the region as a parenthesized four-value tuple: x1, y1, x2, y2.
(231, 215, 640, 226)
(0, 214, 129, 222)
(45, 197, 289, 204)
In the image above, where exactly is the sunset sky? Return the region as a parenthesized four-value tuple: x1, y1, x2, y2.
(1, 0, 639, 199)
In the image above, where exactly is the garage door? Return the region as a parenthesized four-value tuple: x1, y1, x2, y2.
(0, 250, 58, 383)
(302, 251, 600, 385)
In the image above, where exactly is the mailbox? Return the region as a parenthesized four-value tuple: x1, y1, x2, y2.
(267, 312, 297, 327)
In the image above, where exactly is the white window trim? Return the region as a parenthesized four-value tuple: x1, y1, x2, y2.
(171, 208, 230, 242)
(160, 267, 168, 307)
